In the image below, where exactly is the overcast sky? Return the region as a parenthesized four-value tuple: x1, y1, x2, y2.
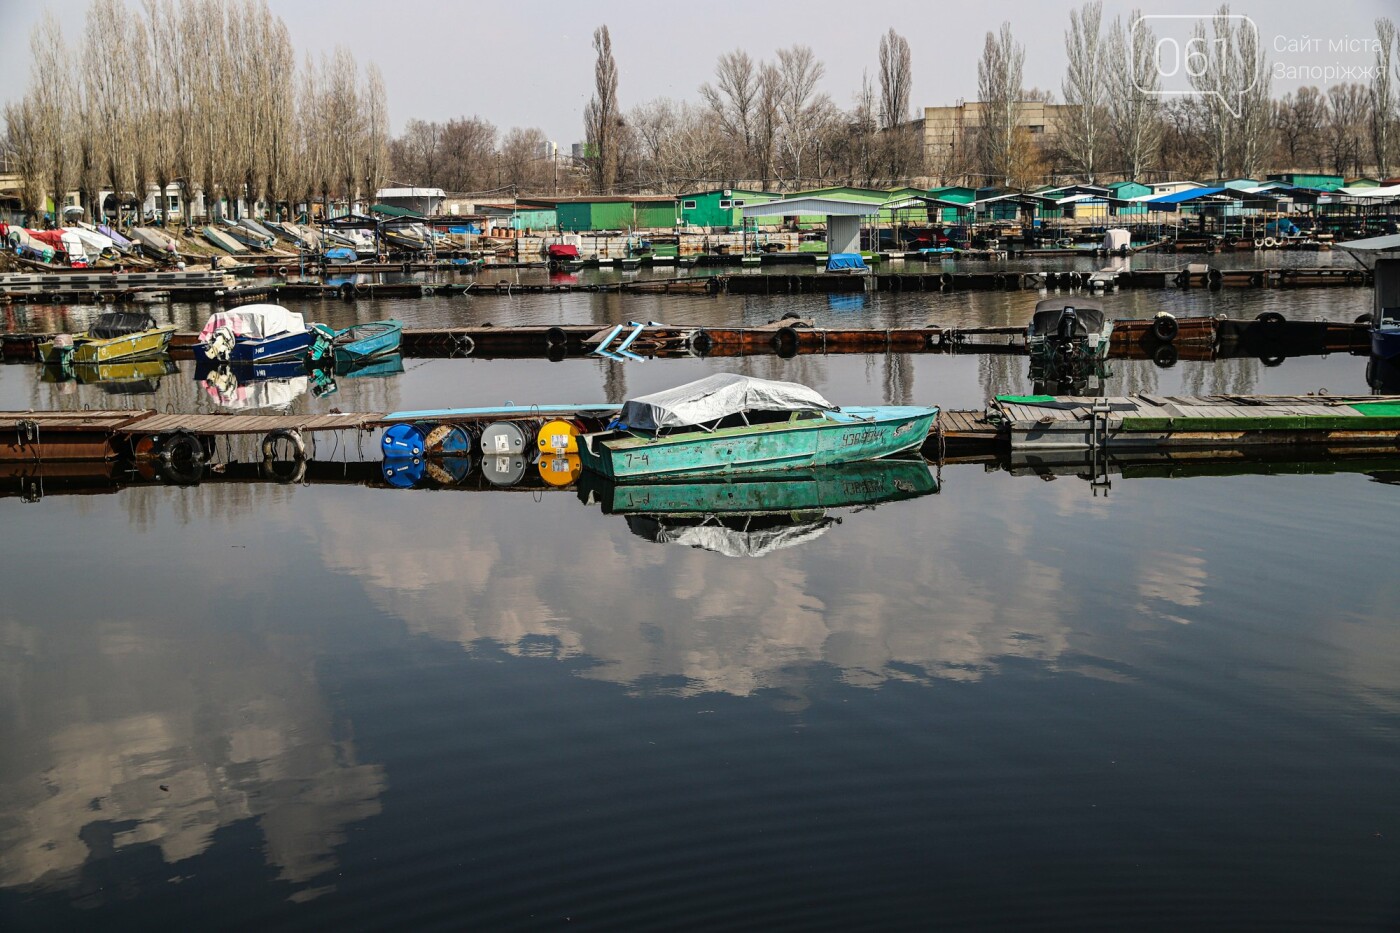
(1, 0, 1393, 145)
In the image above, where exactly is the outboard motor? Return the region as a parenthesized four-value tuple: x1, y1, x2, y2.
(1057, 307, 1078, 341)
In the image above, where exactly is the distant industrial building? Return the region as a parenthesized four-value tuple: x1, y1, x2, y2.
(922, 100, 1075, 179)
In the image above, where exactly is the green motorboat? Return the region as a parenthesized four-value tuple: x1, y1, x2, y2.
(577, 373, 938, 479)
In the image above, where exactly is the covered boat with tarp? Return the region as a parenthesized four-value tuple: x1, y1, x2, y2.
(196, 304, 315, 363)
(37, 310, 177, 364)
(577, 373, 937, 479)
(1026, 298, 1113, 365)
(547, 243, 583, 270)
(825, 252, 869, 274)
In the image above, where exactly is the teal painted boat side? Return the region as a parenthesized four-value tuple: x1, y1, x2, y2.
(592, 458, 938, 514)
(578, 406, 937, 479)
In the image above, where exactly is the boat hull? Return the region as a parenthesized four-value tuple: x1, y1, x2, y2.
(578, 406, 938, 479)
(38, 326, 177, 364)
(587, 458, 938, 513)
(196, 329, 314, 364)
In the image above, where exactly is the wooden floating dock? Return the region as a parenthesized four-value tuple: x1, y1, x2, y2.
(989, 394, 1400, 451)
(0, 264, 1372, 306)
(8, 393, 1400, 465)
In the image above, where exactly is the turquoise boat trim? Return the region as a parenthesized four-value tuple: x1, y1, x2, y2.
(383, 404, 620, 421)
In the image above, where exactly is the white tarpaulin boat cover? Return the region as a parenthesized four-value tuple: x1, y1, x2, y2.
(1102, 228, 1131, 251)
(620, 373, 836, 431)
(198, 304, 306, 342)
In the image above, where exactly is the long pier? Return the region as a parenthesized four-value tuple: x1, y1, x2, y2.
(0, 316, 1371, 364)
(7, 392, 1400, 468)
(0, 264, 1373, 305)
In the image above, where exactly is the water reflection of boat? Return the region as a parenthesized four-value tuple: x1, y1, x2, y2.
(625, 512, 838, 558)
(583, 457, 938, 514)
(203, 364, 308, 411)
(41, 356, 177, 394)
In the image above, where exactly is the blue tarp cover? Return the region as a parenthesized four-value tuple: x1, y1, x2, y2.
(1142, 186, 1227, 205)
(826, 252, 868, 272)
(324, 246, 356, 261)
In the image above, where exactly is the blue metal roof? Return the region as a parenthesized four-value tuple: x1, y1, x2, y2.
(1143, 186, 1228, 205)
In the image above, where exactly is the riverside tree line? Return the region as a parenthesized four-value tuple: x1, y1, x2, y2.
(2, 0, 388, 225)
(2, 1, 1399, 224)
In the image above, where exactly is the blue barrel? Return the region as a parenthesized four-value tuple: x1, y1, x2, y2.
(381, 422, 426, 457)
(425, 423, 474, 456)
(381, 456, 425, 489)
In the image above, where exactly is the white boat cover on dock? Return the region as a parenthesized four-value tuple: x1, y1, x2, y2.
(197, 304, 306, 342)
(620, 373, 837, 431)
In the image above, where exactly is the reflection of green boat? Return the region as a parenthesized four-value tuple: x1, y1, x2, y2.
(582, 458, 938, 515)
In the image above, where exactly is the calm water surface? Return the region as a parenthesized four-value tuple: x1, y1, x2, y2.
(1, 268, 1399, 930)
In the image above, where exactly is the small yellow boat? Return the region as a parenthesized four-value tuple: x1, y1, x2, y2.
(37, 311, 178, 365)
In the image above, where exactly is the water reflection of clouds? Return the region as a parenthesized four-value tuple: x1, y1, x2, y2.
(312, 477, 1083, 698)
(0, 488, 385, 901)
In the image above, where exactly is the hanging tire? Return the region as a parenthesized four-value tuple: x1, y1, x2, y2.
(1253, 238, 1265, 249)
(339, 282, 354, 301)
(260, 428, 306, 460)
(421, 285, 435, 297)
(1356, 312, 1374, 325)
(1260, 354, 1286, 367)
(545, 326, 568, 347)
(260, 455, 307, 484)
(1346, 270, 1364, 285)
(1263, 236, 1277, 248)
(1151, 314, 1179, 342)
(1249, 272, 1264, 287)
(277, 266, 288, 276)
(773, 325, 800, 357)
(157, 431, 205, 483)
(691, 329, 713, 355)
(1256, 311, 1286, 325)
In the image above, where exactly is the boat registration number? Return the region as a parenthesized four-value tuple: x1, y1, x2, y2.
(623, 452, 651, 468)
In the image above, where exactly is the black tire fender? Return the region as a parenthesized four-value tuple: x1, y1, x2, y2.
(1152, 314, 1179, 342)
(261, 428, 306, 460)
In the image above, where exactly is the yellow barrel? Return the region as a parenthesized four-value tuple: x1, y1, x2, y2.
(536, 418, 582, 454)
(538, 453, 582, 487)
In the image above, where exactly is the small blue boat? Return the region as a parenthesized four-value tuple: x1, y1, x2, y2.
(309, 319, 403, 365)
(196, 304, 316, 364)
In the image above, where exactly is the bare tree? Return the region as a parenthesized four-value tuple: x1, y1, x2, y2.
(1061, 1, 1106, 182)
(700, 49, 758, 181)
(260, 5, 297, 219)
(584, 25, 620, 193)
(1373, 18, 1397, 177)
(1273, 87, 1326, 171)
(977, 22, 1025, 187)
(326, 47, 364, 213)
(362, 62, 390, 208)
(1326, 83, 1370, 176)
(1232, 12, 1272, 177)
(774, 45, 832, 186)
(30, 11, 75, 226)
(754, 62, 781, 189)
(1105, 10, 1163, 180)
(878, 29, 916, 180)
(2, 99, 45, 221)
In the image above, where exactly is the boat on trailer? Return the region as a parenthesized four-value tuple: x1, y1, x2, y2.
(577, 373, 937, 480)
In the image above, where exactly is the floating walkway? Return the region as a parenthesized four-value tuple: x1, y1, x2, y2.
(7, 393, 1400, 465)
